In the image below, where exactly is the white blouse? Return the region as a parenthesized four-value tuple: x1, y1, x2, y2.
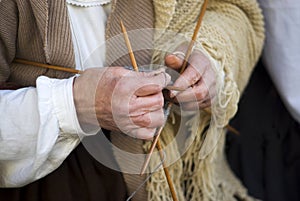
(67, 0, 110, 70)
(259, 0, 300, 123)
(0, 1, 110, 187)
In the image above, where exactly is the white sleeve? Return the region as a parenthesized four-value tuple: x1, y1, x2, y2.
(0, 76, 91, 187)
(259, 0, 300, 123)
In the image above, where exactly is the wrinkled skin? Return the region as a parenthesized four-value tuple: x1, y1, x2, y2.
(165, 44, 216, 110)
(73, 67, 170, 139)
(73, 43, 216, 140)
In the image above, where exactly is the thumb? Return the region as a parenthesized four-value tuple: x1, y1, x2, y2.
(165, 54, 184, 70)
(134, 71, 171, 96)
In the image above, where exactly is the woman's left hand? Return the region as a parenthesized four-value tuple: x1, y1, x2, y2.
(164, 44, 216, 110)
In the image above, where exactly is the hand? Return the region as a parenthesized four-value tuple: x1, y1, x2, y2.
(165, 44, 216, 110)
(73, 67, 170, 139)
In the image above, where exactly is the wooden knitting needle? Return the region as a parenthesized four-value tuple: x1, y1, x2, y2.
(14, 59, 182, 93)
(140, 0, 209, 176)
(15, 57, 183, 92)
(14, 59, 83, 74)
(120, 20, 139, 72)
(180, 0, 208, 74)
(120, 20, 179, 201)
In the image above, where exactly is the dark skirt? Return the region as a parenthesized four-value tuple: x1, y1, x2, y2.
(226, 60, 300, 201)
(0, 142, 127, 201)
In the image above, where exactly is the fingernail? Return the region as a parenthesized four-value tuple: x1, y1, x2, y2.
(165, 73, 171, 85)
(170, 90, 178, 98)
(172, 51, 186, 60)
(152, 67, 166, 75)
(158, 72, 171, 87)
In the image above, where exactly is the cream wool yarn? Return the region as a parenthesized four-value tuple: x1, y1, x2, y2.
(145, 0, 265, 200)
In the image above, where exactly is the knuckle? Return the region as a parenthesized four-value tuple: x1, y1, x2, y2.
(157, 73, 168, 86)
(136, 128, 155, 140)
(191, 74, 200, 84)
(149, 109, 165, 128)
(113, 100, 128, 114)
(155, 94, 164, 107)
(195, 88, 207, 100)
(143, 115, 152, 126)
(151, 84, 163, 92)
(194, 67, 203, 77)
(115, 81, 128, 93)
(157, 109, 165, 122)
(146, 129, 156, 139)
(135, 114, 152, 127)
(186, 68, 201, 84)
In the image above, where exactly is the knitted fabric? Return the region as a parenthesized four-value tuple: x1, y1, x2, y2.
(145, 0, 265, 200)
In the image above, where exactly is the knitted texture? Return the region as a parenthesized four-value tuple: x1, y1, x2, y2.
(146, 0, 265, 200)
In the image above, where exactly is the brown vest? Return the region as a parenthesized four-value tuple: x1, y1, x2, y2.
(7, 0, 154, 87)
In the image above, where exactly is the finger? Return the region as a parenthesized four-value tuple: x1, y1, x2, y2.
(131, 127, 156, 140)
(176, 52, 207, 84)
(131, 108, 165, 128)
(181, 99, 211, 111)
(129, 92, 164, 115)
(198, 100, 212, 109)
(170, 50, 211, 96)
(145, 67, 168, 76)
(175, 79, 210, 103)
(165, 54, 184, 70)
(134, 72, 171, 96)
(181, 102, 198, 111)
(170, 66, 201, 98)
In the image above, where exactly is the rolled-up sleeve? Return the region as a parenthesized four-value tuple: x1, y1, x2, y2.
(0, 76, 90, 187)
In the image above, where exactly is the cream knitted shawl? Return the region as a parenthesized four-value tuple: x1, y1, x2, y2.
(144, 0, 265, 200)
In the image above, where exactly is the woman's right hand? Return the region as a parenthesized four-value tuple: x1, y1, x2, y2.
(73, 67, 170, 139)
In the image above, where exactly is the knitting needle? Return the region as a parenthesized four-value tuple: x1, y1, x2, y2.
(13, 59, 183, 92)
(140, 0, 209, 175)
(120, 20, 138, 72)
(120, 20, 179, 201)
(180, 0, 208, 74)
(14, 59, 83, 74)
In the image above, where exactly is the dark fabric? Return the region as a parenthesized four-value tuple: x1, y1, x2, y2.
(226, 60, 300, 201)
(0, 143, 127, 201)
